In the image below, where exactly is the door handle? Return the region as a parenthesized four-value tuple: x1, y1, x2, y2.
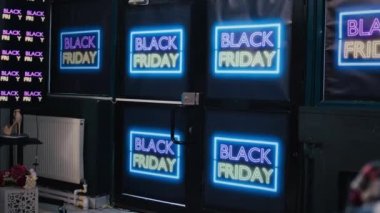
(170, 92, 201, 145)
(170, 107, 185, 145)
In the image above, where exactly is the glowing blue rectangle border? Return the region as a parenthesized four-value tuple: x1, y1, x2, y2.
(213, 136, 279, 193)
(59, 29, 101, 70)
(129, 28, 184, 74)
(129, 130, 181, 180)
(338, 9, 380, 67)
(213, 23, 282, 75)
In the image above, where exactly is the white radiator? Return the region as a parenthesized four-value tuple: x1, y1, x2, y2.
(23, 115, 85, 184)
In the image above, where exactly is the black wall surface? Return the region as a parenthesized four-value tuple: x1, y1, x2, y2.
(50, 0, 116, 96)
(119, 1, 193, 100)
(300, 107, 380, 213)
(303, 0, 380, 211)
(206, 0, 294, 102)
(203, 110, 290, 213)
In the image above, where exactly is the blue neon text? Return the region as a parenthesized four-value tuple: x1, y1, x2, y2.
(213, 136, 279, 193)
(129, 28, 184, 75)
(129, 130, 181, 180)
(213, 23, 283, 75)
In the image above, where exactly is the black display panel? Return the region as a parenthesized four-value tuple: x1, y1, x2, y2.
(120, 105, 187, 206)
(206, 0, 293, 102)
(0, 0, 49, 106)
(324, 0, 380, 101)
(119, 1, 198, 101)
(50, 0, 113, 96)
(203, 110, 288, 212)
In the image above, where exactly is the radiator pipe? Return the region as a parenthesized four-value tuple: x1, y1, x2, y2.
(74, 179, 88, 210)
(39, 186, 89, 210)
(76, 195, 89, 210)
(39, 192, 75, 205)
(39, 187, 75, 200)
